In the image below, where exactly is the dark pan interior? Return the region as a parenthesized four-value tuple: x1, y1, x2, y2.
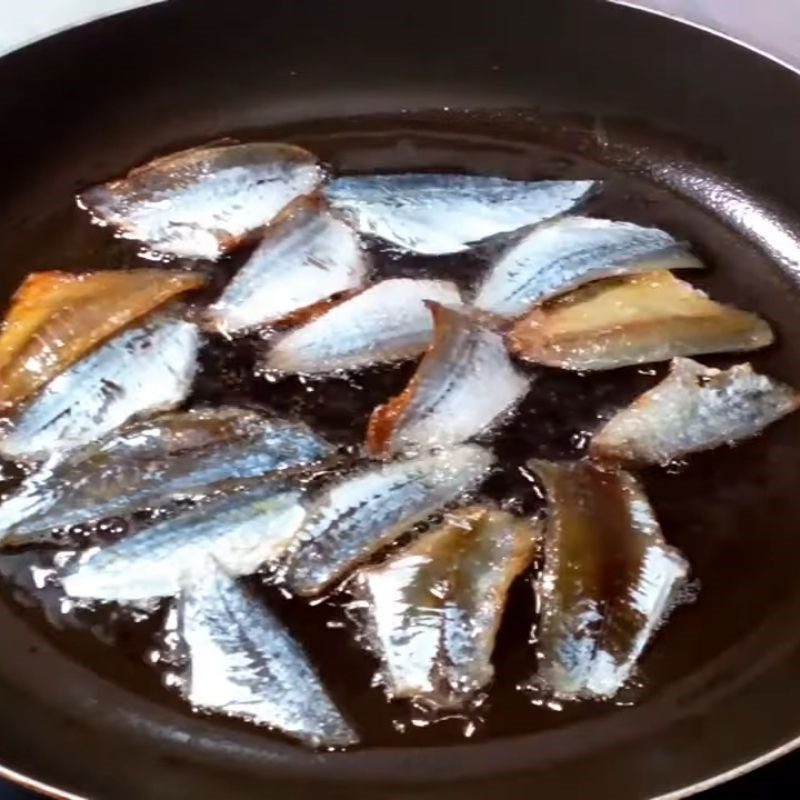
(2, 1, 800, 798)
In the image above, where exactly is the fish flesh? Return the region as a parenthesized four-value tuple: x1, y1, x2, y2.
(367, 303, 529, 457)
(0, 269, 205, 411)
(353, 505, 541, 708)
(508, 271, 774, 370)
(176, 562, 357, 747)
(77, 142, 324, 260)
(281, 444, 495, 596)
(325, 174, 596, 255)
(474, 216, 704, 318)
(62, 480, 306, 601)
(590, 357, 800, 465)
(0, 407, 333, 543)
(265, 278, 462, 374)
(207, 196, 369, 334)
(530, 460, 689, 700)
(0, 315, 200, 463)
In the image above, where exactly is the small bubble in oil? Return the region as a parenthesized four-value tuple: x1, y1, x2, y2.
(570, 430, 592, 451)
(665, 458, 689, 475)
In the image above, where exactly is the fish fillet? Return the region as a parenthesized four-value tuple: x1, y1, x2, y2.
(176, 562, 357, 747)
(531, 460, 688, 700)
(0, 407, 332, 543)
(78, 142, 324, 259)
(367, 303, 529, 457)
(265, 279, 462, 374)
(354, 505, 541, 708)
(282, 444, 495, 596)
(509, 271, 773, 370)
(325, 174, 595, 255)
(0, 315, 200, 463)
(475, 216, 704, 318)
(590, 357, 800, 465)
(207, 196, 369, 334)
(62, 480, 306, 601)
(0, 269, 205, 410)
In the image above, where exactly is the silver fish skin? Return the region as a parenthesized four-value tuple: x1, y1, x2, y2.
(367, 304, 529, 457)
(474, 216, 704, 318)
(532, 460, 689, 701)
(282, 444, 496, 597)
(77, 143, 325, 260)
(265, 279, 462, 374)
(353, 506, 540, 708)
(590, 357, 800, 465)
(325, 174, 596, 255)
(177, 562, 357, 747)
(207, 198, 369, 333)
(0, 408, 333, 542)
(0, 315, 200, 464)
(62, 481, 306, 601)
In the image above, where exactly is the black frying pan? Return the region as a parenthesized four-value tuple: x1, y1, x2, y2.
(2, 1, 800, 797)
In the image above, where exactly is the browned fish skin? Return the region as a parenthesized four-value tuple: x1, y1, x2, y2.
(508, 271, 774, 371)
(590, 357, 800, 465)
(353, 505, 541, 708)
(530, 460, 688, 701)
(0, 270, 206, 410)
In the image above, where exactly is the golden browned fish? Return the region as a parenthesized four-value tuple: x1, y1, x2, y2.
(0, 269, 205, 410)
(508, 271, 773, 370)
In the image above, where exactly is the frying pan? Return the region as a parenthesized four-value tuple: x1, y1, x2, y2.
(2, 0, 800, 797)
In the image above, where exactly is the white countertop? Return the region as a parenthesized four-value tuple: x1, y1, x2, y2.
(0, 1, 798, 67)
(0, 0, 161, 55)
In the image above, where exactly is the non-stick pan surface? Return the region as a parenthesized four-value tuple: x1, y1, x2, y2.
(2, 1, 800, 797)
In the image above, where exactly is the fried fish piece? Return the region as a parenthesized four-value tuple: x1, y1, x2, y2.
(62, 480, 306, 601)
(508, 271, 773, 370)
(354, 505, 541, 708)
(475, 217, 703, 318)
(0, 314, 200, 463)
(326, 173, 595, 255)
(207, 196, 369, 334)
(590, 357, 800, 465)
(176, 562, 357, 747)
(265, 279, 462, 373)
(367, 303, 529, 457)
(282, 445, 495, 596)
(0, 269, 205, 410)
(0, 407, 333, 543)
(78, 142, 324, 259)
(530, 460, 689, 700)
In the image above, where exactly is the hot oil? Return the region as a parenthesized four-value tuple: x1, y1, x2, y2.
(0, 116, 796, 749)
